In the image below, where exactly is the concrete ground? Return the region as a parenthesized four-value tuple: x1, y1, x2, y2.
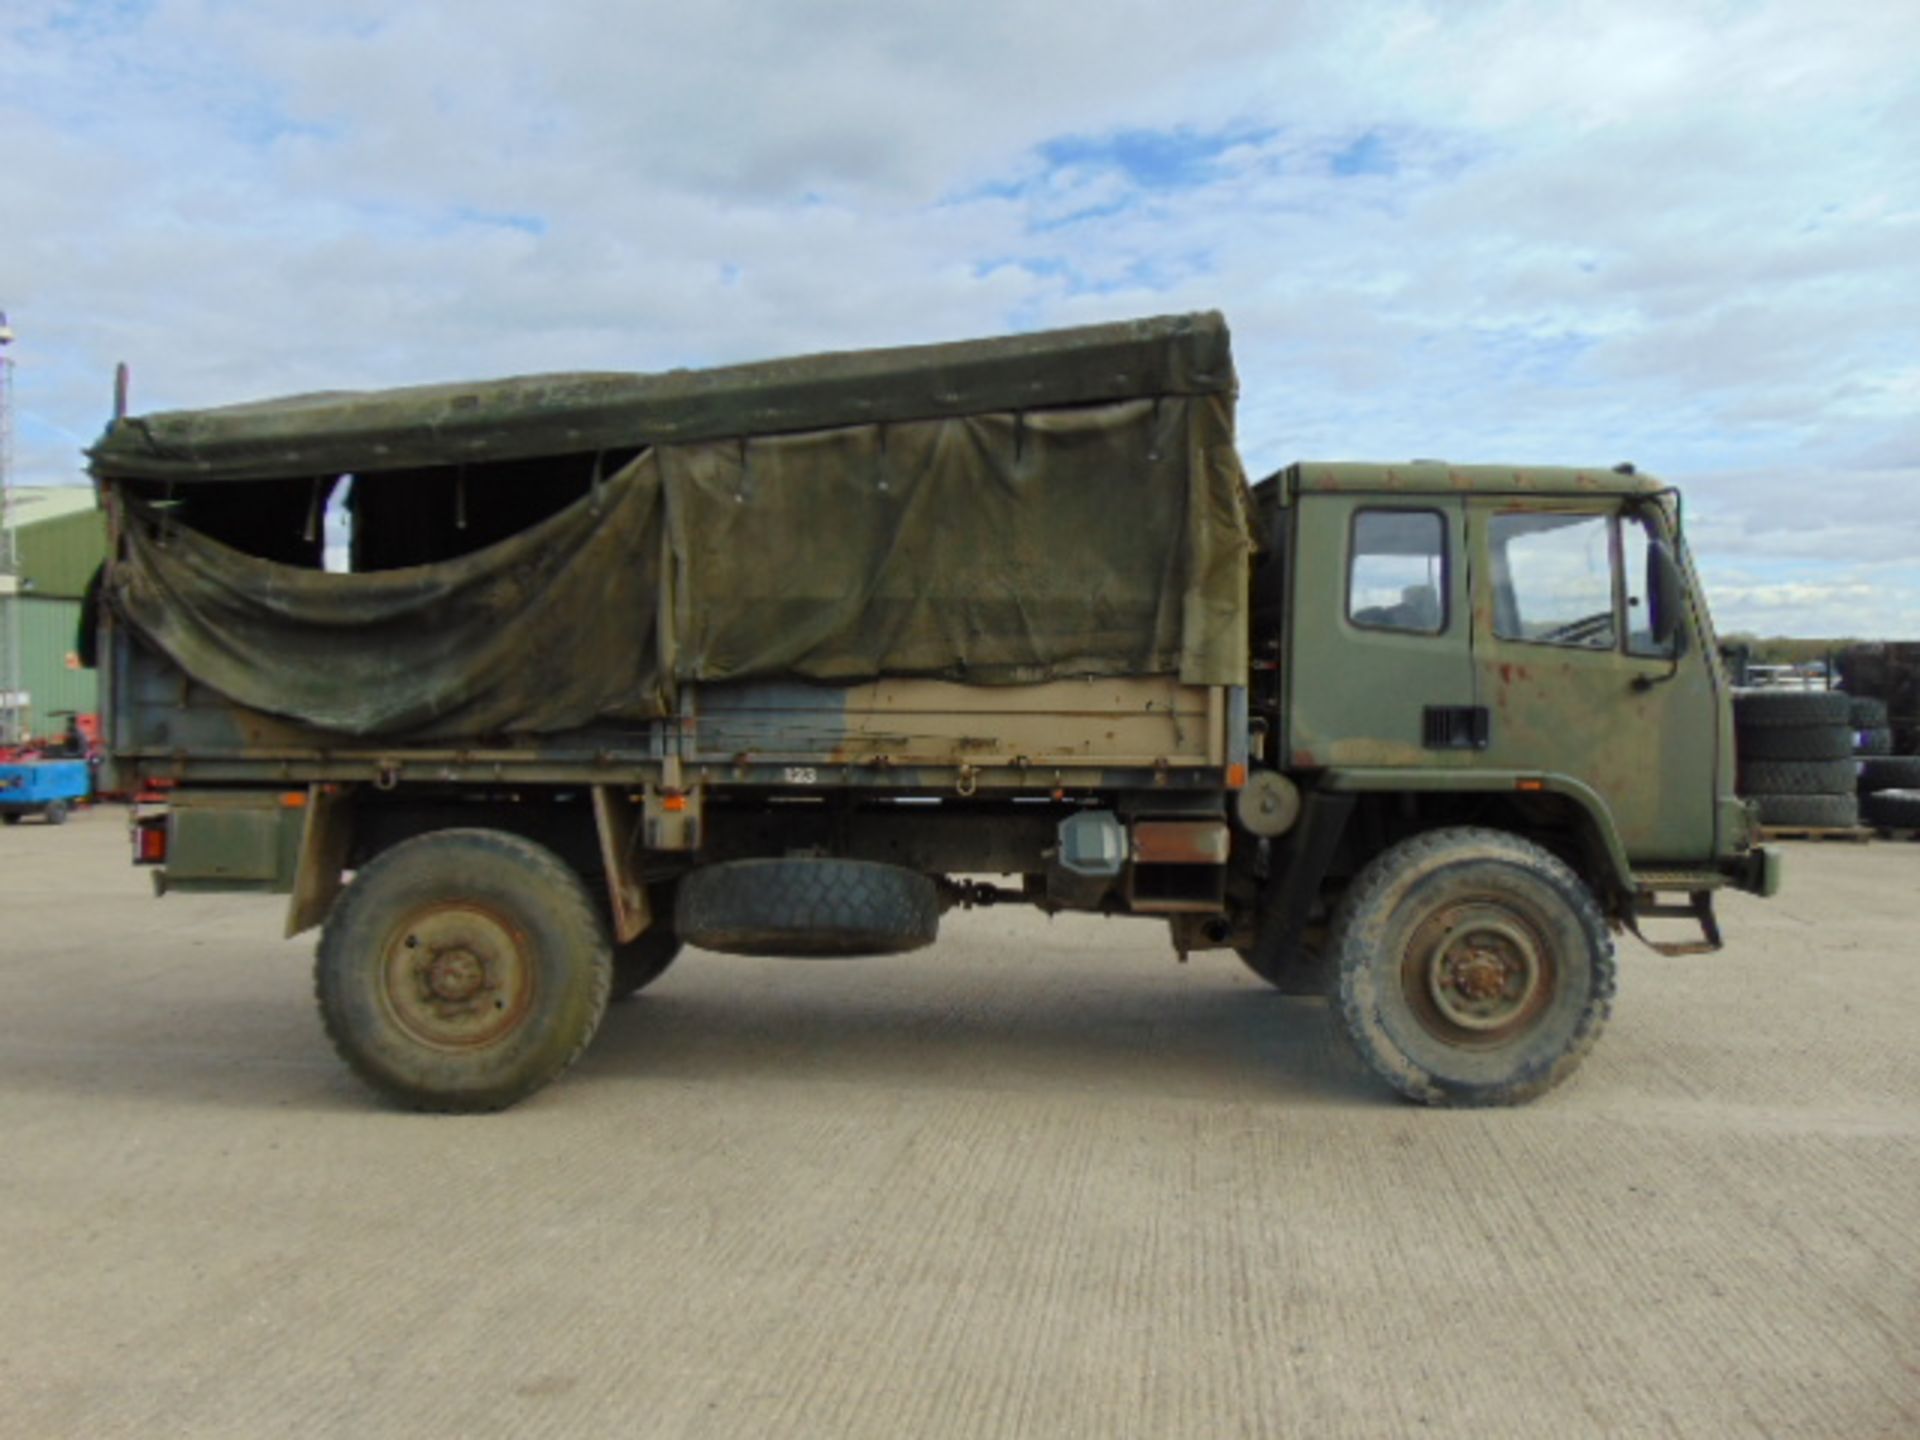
(0, 808, 1914, 1439)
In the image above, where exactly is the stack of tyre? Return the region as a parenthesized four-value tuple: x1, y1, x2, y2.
(1733, 690, 1859, 831)
(1852, 696, 1920, 832)
(1851, 696, 1894, 759)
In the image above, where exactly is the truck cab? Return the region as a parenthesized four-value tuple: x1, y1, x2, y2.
(1230, 463, 1775, 1047)
(1273, 461, 1765, 890)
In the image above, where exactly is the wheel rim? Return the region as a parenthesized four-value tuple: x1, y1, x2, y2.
(378, 903, 536, 1051)
(1401, 898, 1556, 1048)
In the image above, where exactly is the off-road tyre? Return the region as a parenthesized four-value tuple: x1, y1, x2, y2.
(1855, 728, 1893, 757)
(1858, 756, 1920, 794)
(1752, 793, 1859, 829)
(611, 928, 683, 1001)
(1848, 696, 1890, 729)
(676, 858, 939, 957)
(1738, 759, 1855, 796)
(315, 828, 612, 1112)
(1732, 690, 1852, 727)
(1862, 789, 1920, 829)
(1330, 827, 1614, 1107)
(1738, 724, 1854, 761)
(43, 800, 69, 826)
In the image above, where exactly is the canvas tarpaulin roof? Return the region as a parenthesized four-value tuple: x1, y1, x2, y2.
(88, 313, 1235, 484)
(100, 315, 1252, 741)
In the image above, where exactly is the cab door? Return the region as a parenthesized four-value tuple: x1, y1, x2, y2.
(1466, 499, 1718, 860)
(1286, 494, 1475, 768)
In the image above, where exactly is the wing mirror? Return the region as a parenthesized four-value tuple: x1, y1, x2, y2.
(1649, 539, 1685, 651)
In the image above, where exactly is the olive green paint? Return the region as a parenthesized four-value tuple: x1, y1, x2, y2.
(1462, 495, 1719, 860)
(164, 790, 303, 894)
(17, 505, 106, 599)
(1285, 491, 1478, 771)
(2, 596, 97, 736)
(1319, 767, 1636, 891)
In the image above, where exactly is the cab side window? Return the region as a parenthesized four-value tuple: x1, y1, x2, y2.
(1349, 509, 1446, 634)
(1489, 512, 1616, 649)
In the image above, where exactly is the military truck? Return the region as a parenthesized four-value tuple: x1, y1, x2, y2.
(86, 313, 1777, 1111)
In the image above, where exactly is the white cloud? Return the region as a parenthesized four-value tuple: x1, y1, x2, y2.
(1, 0, 1915, 637)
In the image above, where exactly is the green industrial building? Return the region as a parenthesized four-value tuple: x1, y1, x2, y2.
(3, 486, 106, 741)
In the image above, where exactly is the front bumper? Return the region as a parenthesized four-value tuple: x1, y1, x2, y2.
(1725, 845, 1782, 898)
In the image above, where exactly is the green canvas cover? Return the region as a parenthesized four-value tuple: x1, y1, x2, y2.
(89, 314, 1233, 483)
(100, 315, 1252, 741)
(114, 455, 669, 737)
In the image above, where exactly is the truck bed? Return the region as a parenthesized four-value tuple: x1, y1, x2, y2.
(108, 640, 1239, 794)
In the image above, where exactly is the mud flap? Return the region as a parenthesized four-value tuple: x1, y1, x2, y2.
(285, 784, 355, 937)
(592, 785, 653, 944)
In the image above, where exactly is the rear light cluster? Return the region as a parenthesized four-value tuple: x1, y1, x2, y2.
(134, 817, 168, 865)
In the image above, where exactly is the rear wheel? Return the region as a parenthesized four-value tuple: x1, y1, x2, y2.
(1, 812, 20, 826)
(43, 800, 69, 826)
(608, 880, 683, 1000)
(611, 927, 683, 1001)
(315, 828, 612, 1112)
(1331, 827, 1614, 1106)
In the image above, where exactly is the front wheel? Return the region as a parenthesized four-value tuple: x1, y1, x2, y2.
(315, 828, 612, 1112)
(43, 800, 69, 826)
(1330, 827, 1615, 1106)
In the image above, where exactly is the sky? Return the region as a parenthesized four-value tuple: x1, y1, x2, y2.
(2, 0, 1916, 637)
